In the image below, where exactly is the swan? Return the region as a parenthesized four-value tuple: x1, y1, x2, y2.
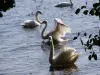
(49, 36, 79, 66)
(22, 11, 42, 28)
(41, 19, 71, 43)
(55, 0, 73, 7)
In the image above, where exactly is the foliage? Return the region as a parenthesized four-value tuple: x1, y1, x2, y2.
(0, 0, 15, 17)
(75, 0, 100, 60)
(73, 32, 100, 60)
(75, 0, 100, 19)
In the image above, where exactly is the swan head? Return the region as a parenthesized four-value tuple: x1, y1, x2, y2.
(36, 10, 42, 14)
(42, 20, 47, 24)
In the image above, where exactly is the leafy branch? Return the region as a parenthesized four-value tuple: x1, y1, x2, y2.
(0, 0, 15, 17)
(75, 0, 100, 19)
(73, 31, 100, 60)
(75, 0, 100, 60)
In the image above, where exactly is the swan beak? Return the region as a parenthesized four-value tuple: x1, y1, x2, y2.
(39, 11, 42, 14)
(37, 10, 42, 14)
(40, 12, 42, 14)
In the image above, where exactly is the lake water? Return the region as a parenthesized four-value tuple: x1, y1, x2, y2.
(0, 0, 100, 75)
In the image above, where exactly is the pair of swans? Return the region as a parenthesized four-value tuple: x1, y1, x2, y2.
(22, 10, 71, 44)
(41, 20, 79, 66)
(55, 0, 73, 7)
(49, 36, 79, 66)
(22, 11, 42, 28)
(41, 18, 71, 44)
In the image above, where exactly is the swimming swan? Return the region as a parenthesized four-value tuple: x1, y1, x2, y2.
(49, 36, 79, 66)
(41, 19, 71, 43)
(22, 11, 42, 28)
(55, 0, 73, 7)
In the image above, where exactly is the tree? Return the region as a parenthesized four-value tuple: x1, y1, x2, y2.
(75, 0, 100, 19)
(74, 0, 100, 60)
(0, 0, 15, 17)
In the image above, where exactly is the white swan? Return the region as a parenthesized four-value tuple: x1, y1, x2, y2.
(55, 0, 73, 7)
(22, 11, 42, 28)
(49, 36, 79, 66)
(41, 18, 71, 43)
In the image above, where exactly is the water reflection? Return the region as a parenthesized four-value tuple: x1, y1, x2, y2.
(50, 64, 79, 75)
(50, 64, 78, 71)
(41, 40, 75, 52)
(41, 40, 67, 51)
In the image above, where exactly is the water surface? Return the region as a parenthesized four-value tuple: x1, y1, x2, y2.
(0, 0, 100, 75)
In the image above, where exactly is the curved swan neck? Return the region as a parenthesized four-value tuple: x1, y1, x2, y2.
(49, 37, 54, 64)
(36, 12, 41, 23)
(41, 22, 47, 39)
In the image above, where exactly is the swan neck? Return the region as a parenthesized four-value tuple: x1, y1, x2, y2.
(41, 22, 47, 39)
(36, 12, 41, 23)
(49, 38, 54, 64)
(70, 0, 73, 5)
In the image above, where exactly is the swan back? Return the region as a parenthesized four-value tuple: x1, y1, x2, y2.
(55, 0, 73, 7)
(53, 47, 79, 65)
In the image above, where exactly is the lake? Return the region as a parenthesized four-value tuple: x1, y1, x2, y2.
(0, 0, 100, 75)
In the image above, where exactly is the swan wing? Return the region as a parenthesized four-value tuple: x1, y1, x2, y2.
(34, 21, 41, 26)
(44, 25, 62, 41)
(44, 18, 71, 41)
(53, 23, 71, 39)
(58, 24, 71, 37)
(24, 20, 41, 26)
(47, 19, 71, 42)
(54, 48, 77, 63)
(54, 18, 64, 24)
(54, 18, 71, 36)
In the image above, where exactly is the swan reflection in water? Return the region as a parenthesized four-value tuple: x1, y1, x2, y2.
(50, 64, 79, 75)
(41, 40, 67, 52)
